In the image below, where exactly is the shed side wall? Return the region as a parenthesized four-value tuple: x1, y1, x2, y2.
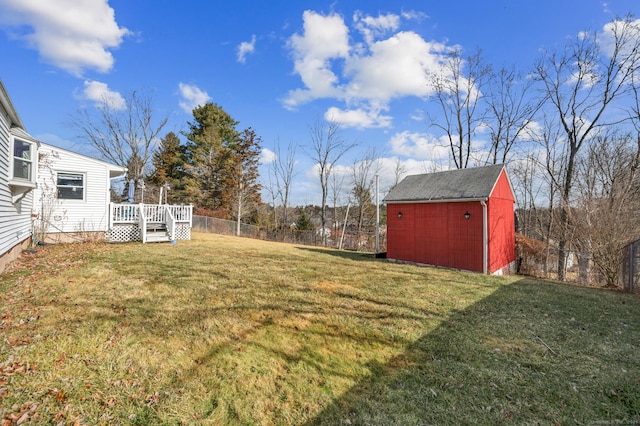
(387, 201, 484, 272)
(387, 203, 417, 263)
(487, 170, 516, 273)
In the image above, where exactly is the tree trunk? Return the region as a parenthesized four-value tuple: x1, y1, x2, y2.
(236, 186, 242, 237)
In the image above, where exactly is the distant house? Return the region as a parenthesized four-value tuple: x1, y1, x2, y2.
(0, 80, 39, 272)
(383, 164, 516, 275)
(33, 143, 125, 243)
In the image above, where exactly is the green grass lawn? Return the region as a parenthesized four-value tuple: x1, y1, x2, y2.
(1, 232, 639, 425)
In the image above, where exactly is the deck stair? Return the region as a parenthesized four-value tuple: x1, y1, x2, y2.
(145, 222, 171, 243)
(139, 204, 176, 244)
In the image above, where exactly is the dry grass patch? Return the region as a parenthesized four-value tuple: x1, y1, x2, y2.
(1, 232, 639, 425)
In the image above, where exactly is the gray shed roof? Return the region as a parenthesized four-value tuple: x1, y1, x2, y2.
(384, 164, 506, 203)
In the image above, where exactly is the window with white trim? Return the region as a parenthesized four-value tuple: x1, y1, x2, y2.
(11, 138, 35, 182)
(57, 172, 85, 200)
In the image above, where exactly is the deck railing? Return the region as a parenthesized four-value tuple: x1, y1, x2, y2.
(109, 203, 193, 226)
(167, 205, 192, 224)
(109, 203, 139, 226)
(142, 204, 165, 223)
(164, 205, 176, 240)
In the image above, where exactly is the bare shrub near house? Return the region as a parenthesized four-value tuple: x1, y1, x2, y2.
(33, 151, 58, 244)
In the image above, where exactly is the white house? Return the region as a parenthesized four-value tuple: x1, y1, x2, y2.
(1, 79, 193, 273)
(0, 81, 39, 272)
(33, 143, 126, 244)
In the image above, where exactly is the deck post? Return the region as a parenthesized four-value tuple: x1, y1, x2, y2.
(139, 203, 147, 243)
(108, 202, 113, 229)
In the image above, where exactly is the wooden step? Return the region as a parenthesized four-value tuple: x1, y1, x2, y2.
(146, 222, 167, 232)
(146, 231, 170, 243)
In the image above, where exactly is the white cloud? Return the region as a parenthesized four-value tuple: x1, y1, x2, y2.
(324, 105, 392, 129)
(410, 109, 425, 121)
(283, 10, 452, 129)
(237, 34, 256, 63)
(344, 31, 446, 102)
(0, 0, 129, 76)
(599, 17, 640, 59)
(82, 80, 126, 110)
(261, 147, 276, 164)
(401, 10, 428, 22)
(388, 131, 451, 161)
(178, 83, 211, 114)
(283, 10, 350, 109)
(521, 120, 543, 141)
(353, 11, 400, 45)
(376, 156, 426, 186)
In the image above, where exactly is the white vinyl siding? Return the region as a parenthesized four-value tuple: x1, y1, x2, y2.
(35, 144, 118, 234)
(0, 109, 34, 258)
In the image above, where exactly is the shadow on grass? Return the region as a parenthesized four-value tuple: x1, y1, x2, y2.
(296, 246, 379, 262)
(305, 278, 640, 425)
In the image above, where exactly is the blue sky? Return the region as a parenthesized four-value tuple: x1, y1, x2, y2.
(1, 0, 639, 205)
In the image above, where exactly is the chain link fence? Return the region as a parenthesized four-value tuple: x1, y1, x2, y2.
(621, 240, 640, 293)
(192, 215, 386, 253)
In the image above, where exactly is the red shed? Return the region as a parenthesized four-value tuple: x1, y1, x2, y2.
(383, 164, 516, 274)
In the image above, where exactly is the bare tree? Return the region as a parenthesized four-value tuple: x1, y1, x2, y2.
(533, 15, 640, 280)
(512, 154, 544, 237)
(486, 66, 543, 164)
(228, 128, 262, 236)
(264, 161, 279, 230)
(350, 148, 380, 242)
(629, 68, 640, 135)
(429, 47, 492, 169)
(520, 113, 568, 278)
(69, 89, 168, 183)
(329, 170, 346, 245)
(573, 132, 640, 286)
(307, 118, 356, 245)
(391, 157, 407, 187)
(273, 140, 298, 229)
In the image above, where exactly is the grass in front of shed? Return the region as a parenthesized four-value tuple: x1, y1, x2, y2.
(1, 232, 639, 425)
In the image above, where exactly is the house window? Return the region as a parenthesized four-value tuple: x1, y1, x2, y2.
(12, 139, 34, 181)
(57, 172, 85, 200)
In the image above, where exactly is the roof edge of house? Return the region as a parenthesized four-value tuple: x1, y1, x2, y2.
(0, 80, 25, 130)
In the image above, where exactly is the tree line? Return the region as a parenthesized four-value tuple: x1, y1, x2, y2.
(71, 15, 640, 287)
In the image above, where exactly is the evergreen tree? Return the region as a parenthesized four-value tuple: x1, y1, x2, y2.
(148, 131, 186, 203)
(295, 207, 314, 231)
(184, 103, 238, 212)
(183, 103, 263, 218)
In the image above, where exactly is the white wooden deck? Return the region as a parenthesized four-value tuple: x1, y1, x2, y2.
(108, 203, 193, 243)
